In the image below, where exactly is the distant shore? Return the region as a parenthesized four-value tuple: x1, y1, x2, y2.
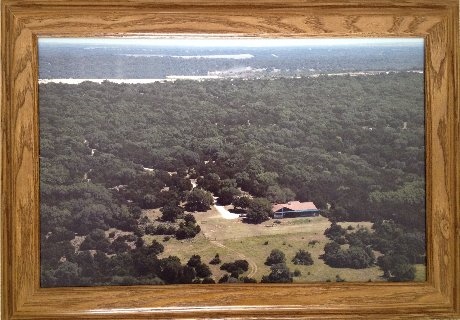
(38, 70, 423, 84)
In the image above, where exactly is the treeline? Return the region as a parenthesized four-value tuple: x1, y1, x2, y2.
(321, 221, 425, 281)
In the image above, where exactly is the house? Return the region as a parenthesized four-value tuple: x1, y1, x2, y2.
(272, 201, 320, 219)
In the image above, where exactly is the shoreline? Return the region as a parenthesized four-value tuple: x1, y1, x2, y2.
(38, 70, 423, 85)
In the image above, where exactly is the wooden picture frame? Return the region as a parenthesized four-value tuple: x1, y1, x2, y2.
(1, 0, 459, 319)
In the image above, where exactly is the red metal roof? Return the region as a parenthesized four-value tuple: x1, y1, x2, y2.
(272, 201, 318, 212)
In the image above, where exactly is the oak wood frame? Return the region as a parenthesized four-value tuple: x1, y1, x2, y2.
(1, 0, 459, 319)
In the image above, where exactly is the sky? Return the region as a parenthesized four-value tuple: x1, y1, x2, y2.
(39, 37, 423, 48)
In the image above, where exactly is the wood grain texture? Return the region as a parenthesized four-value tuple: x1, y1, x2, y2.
(1, 0, 459, 319)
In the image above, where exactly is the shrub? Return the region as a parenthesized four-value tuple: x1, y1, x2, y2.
(195, 263, 212, 278)
(261, 263, 293, 283)
(322, 242, 375, 269)
(80, 229, 110, 252)
(218, 274, 229, 283)
(209, 253, 221, 265)
(324, 222, 346, 241)
(240, 276, 257, 283)
(187, 255, 202, 268)
(202, 277, 216, 284)
(175, 222, 201, 240)
(265, 249, 286, 266)
(292, 249, 314, 265)
(220, 259, 249, 274)
(308, 240, 319, 247)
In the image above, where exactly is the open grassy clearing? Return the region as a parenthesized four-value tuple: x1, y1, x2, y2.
(142, 207, 394, 282)
(221, 232, 384, 282)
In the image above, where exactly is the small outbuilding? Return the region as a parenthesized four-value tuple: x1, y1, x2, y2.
(272, 201, 319, 219)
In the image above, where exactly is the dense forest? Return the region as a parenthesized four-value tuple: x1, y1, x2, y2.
(40, 72, 425, 286)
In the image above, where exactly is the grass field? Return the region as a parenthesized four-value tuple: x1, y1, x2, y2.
(141, 206, 430, 283)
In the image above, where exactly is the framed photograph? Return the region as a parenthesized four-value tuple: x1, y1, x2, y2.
(2, 0, 459, 319)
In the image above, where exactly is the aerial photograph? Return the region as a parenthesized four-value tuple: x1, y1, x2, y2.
(39, 37, 426, 287)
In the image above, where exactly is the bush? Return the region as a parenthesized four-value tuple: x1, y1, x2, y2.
(220, 259, 249, 274)
(145, 240, 164, 255)
(324, 222, 346, 241)
(218, 274, 229, 283)
(80, 229, 110, 252)
(308, 240, 319, 247)
(175, 222, 201, 240)
(183, 213, 196, 224)
(377, 254, 416, 281)
(265, 249, 286, 266)
(322, 242, 375, 269)
(202, 277, 216, 284)
(240, 276, 257, 283)
(292, 249, 314, 265)
(109, 237, 130, 254)
(160, 204, 184, 222)
(335, 274, 345, 282)
(209, 253, 221, 265)
(261, 263, 293, 283)
(195, 263, 212, 278)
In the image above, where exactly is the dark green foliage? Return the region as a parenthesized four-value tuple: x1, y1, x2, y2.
(195, 263, 212, 278)
(261, 263, 293, 283)
(209, 253, 221, 265)
(183, 213, 196, 224)
(159, 256, 184, 284)
(175, 221, 201, 240)
(245, 198, 273, 224)
(218, 274, 229, 283)
(135, 237, 144, 248)
(160, 204, 184, 222)
(146, 240, 164, 255)
(265, 249, 286, 266)
(109, 237, 130, 254)
(80, 229, 111, 252)
(240, 276, 257, 283)
(322, 241, 375, 269)
(377, 254, 416, 281)
(324, 222, 346, 242)
(145, 224, 177, 236)
(185, 189, 214, 212)
(292, 249, 314, 265)
(220, 259, 249, 274)
(202, 277, 216, 284)
(232, 196, 252, 211)
(186, 255, 202, 268)
(217, 185, 241, 206)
